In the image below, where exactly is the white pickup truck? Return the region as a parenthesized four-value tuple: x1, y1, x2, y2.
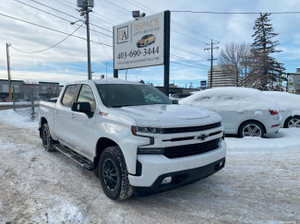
(39, 79, 226, 200)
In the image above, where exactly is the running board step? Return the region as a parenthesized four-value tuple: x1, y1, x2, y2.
(54, 144, 93, 170)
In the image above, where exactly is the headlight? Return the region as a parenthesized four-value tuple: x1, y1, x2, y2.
(131, 126, 162, 135)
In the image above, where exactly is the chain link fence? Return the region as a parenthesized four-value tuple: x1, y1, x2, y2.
(12, 84, 40, 120)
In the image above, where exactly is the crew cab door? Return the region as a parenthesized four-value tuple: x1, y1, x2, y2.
(54, 84, 79, 146)
(67, 84, 97, 160)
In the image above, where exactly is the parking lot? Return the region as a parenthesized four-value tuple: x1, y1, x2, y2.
(0, 109, 299, 223)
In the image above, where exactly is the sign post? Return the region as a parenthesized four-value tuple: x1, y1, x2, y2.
(163, 11, 170, 96)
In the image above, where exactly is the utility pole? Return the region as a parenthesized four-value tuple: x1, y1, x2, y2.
(6, 43, 12, 101)
(86, 9, 92, 80)
(204, 40, 219, 88)
(77, 0, 94, 80)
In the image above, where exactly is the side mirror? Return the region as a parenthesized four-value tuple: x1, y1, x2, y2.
(72, 102, 93, 118)
(172, 99, 179, 104)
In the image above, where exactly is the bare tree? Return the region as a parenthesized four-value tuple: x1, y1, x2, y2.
(23, 80, 39, 119)
(218, 42, 251, 86)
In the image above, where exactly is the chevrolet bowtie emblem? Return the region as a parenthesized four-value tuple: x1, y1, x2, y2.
(197, 134, 207, 141)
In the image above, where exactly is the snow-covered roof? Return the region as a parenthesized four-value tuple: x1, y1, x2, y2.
(180, 87, 278, 112)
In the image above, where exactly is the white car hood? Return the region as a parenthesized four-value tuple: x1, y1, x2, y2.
(116, 104, 221, 127)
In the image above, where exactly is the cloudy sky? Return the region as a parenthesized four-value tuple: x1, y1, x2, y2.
(0, 0, 300, 87)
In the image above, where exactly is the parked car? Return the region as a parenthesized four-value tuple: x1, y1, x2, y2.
(263, 91, 300, 128)
(136, 34, 155, 48)
(180, 87, 282, 137)
(169, 93, 192, 100)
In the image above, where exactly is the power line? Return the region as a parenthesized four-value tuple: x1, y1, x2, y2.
(14, 0, 73, 23)
(28, 0, 113, 34)
(52, 0, 116, 28)
(171, 46, 207, 59)
(15, 0, 112, 38)
(52, 0, 75, 9)
(107, 0, 214, 43)
(171, 10, 300, 15)
(0, 12, 112, 47)
(171, 54, 209, 69)
(104, 0, 131, 13)
(171, 20, 212, 41)
(171, 61, 209, 70)
(90, 24, 112, 58)
(172, 30, 207, 44)
(122, 0, 156, 15)
(10, 22, 85, 54)
(171, 54, 209, 67)
(121, 0, 212, 41)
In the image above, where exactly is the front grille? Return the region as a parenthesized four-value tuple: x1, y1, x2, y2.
(162, 122, 221, 134)
(163, 138, 220, 159)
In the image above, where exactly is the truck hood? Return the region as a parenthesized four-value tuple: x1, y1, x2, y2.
(116, 104, 221, 127)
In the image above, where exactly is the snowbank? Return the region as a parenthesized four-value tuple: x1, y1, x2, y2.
(0, 108, 39, 131)
(226, 128, 300, 152)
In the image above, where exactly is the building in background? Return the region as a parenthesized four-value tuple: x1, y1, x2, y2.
(0, 79, 24, 101)
(207, 65, 236, 88)
(287, 68, 300, 94)
(0, 79, 62, 101)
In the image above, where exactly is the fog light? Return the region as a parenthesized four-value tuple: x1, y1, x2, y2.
(161, 176, 172, 185)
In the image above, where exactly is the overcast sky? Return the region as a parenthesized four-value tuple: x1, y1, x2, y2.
(0, 0, 300, 87)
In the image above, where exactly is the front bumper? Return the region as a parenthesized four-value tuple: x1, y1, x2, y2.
(133, 157, 225, 195)
(128, 139, 226, 188)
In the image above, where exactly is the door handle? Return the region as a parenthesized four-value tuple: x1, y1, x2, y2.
(70, 114, 75, 119)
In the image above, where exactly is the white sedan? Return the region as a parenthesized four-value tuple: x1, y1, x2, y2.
(180, 87, 282, 137)
(263, 91, 300, 128)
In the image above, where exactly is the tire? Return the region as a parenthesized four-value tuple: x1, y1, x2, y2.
(238, 121, 264, 137)
(99, 146, 133, 200)
(41, 123, 55, 151)
(284, 116, 300, 128)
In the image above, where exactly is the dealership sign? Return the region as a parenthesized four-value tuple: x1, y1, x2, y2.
(113, 12, 165, 70)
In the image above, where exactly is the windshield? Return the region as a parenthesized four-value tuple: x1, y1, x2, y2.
(96, 84, 172, 108)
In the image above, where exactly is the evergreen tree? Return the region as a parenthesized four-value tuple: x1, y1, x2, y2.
(250, 13, 286, 90)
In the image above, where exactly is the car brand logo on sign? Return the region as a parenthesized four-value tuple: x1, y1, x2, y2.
(113, 12, 165, 70)
(117, 26, 129, 44)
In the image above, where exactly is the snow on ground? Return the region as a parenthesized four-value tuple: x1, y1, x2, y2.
(0, 108, 300, 223)
(0, 107, 39, 130)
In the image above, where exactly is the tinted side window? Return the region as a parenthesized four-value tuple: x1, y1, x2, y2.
(61, 85, 78, 107)
(77, 85, 96, 111)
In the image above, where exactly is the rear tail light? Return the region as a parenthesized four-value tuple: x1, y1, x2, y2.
(269, 110, 278, 115)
